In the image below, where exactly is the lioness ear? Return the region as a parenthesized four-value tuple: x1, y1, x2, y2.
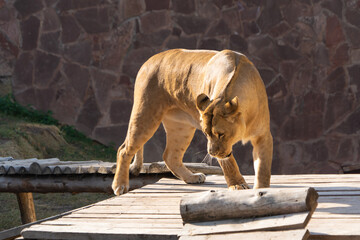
(196, 93, 211, 111)
(223, 96, 239, 115)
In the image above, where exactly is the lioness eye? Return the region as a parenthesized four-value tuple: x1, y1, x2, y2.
(218, 133, 224, 139)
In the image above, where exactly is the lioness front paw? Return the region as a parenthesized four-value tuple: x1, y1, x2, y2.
(129, 163, 142, 176)
(184, 173, 206, 184)
(112, 179, 129, 196)
(229, 183, 250, 190)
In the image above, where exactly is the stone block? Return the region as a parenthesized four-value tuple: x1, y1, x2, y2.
(335, 108, 360, 135)
(76, 94, 102, 135)
(206, 20, 231, 37)
(56, 0, 101, 12)
(281, 113, 323, 141)
(314, 43, 329, 66)
(199, 38, 223, 51)
(0, 31, 18, 57)
(325, 15, 345, 48)
(122, 47, 155, 78)
(345, 8, 360, 27)
(344, 25, 360, 48)
(42, 8, 60, 32)
(35, 88, 55, 112)
(266, 75, 287, 100)
(34, 51, 60, 88)
(243, 21, 260, 37)
(20, 16, 40, 50)
(14, 88, 36, 107)
(268, 96, 294, 127)
(277, 44, 301, 60)
(269, 21, 291, 38)
(39, 31, 60, 54)
(135, 29, 171, 48)
(75, 7, 110, 34)
(93, 124, 128, 146)
(321, 0, 343, 18)
(166, 36, 197, 49)
(140, 11, 171, 34)
(63, 63, 90, 99)
(229, 34, 247, 53)
(0, 5, 14, 22)
(197, 1, 220, 19)
(14, 0, 43, 18)
(64, 40, 92, 66)
(174, 15, 209, 35)
(257, 0, 282, 32)
(172, 0, 195, 14)
(60, 15, 81, 43)
(331, 43, 349, 69)
(91, 68, 118, 107)
(119, 0, 145, 20)
(13, 52, 33, 88)
(51, 73, 82, 125)
(109, 99, 132, 124)
(144, 0, 170, 11)
(325, 92, 355, 130)
(325, 67, 346, 94)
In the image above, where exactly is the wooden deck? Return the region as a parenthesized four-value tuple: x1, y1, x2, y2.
(20, 174, 360, 240)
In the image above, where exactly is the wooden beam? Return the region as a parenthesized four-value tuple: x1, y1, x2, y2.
(16, 193, 36, 224)
(180, 188, 318, 223)
(0, 174, 162, 193)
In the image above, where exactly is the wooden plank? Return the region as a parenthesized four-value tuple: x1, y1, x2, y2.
(41, 220, 182, 229)
(21, 224, 179, 240)
(181, 212, 311, 236)
(308, 219, 360, 239)
(47, 218, 183, 224)
(74, 205, 180, 215)
(179, 229, 310, 240)
(63, 213, 182, 219)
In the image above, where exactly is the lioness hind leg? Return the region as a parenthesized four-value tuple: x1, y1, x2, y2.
(251, 131, 273, 189)
(112, 103, 165, 196)
(129, 147, 143, 176)
(162, 119, 206, 184)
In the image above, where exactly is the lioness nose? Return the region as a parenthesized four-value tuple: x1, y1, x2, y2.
(208, 145, 219, 156)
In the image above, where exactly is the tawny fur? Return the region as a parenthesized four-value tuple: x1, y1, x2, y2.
(112, 49, 273, 195)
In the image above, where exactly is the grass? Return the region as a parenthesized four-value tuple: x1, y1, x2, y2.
(0, 94, 117, 231)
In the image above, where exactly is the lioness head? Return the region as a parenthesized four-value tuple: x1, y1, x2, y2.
(196, 93, 244, 159)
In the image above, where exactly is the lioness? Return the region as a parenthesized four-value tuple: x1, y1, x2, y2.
(112, 49, 273, 195)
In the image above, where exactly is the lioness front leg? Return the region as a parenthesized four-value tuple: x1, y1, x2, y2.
(251, 131, 273, 189)
(162, 118, 206, 184)
(217, 154, 250, 190)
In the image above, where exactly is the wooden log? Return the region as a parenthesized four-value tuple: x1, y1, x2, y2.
(0, 174, 161, 193)
(16, 192, 37, 224)
(180, 188, 318, 223)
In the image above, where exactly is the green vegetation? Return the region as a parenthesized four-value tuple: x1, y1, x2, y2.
(0, 94, 117, 231)
(0, 94, 116, 161)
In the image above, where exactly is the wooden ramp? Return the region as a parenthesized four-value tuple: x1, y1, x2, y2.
(20, 174, 360, 240)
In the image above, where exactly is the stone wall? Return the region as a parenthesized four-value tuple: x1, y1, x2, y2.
(1, 0, 359, 174)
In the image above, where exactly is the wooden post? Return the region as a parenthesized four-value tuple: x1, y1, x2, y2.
(16, 192, 37, 224)
(180, 188, 318, 223)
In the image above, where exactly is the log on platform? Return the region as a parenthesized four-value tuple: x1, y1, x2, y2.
(180, 187, 318, 223)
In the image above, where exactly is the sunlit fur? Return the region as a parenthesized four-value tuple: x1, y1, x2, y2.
(112, 49, 273, 195)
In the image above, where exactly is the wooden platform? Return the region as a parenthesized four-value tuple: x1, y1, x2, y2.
(20, 174, 360, 240)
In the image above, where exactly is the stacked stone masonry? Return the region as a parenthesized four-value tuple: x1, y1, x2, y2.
(0, 0, 359, 174)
